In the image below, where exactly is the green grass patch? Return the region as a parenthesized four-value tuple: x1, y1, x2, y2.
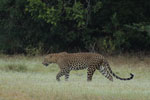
(2, 64, 27, 72)
(0, 55, 150, 100)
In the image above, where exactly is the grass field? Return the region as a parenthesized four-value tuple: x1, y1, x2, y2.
(0, 54, 150, 100)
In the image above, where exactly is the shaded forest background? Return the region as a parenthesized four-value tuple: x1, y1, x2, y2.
(0, 0, 150, 55)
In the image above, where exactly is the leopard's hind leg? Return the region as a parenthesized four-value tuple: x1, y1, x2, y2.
(98, 62, 113, 81)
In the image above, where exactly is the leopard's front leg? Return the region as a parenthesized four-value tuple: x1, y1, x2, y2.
(64, 70, 70, 81)
(56, 70, 64, 81)
(56, 68, 70, 81)
(87, 66, 96, 81)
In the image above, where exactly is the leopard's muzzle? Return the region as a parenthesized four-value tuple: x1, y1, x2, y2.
(42, 62, 49, 67)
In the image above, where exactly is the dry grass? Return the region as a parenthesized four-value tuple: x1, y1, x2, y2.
(0, 54, 150, 100)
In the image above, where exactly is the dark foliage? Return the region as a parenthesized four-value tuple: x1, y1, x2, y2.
(0, 0, 150, 54)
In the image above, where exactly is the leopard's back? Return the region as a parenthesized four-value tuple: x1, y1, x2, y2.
(59, 53, 104, 70)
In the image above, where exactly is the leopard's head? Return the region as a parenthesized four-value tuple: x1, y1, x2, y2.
(42, 54, 58, 67)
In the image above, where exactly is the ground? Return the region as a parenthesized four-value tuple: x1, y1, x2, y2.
(0, 54, 150, 100)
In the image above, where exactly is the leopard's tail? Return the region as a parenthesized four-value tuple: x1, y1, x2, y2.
(107, 65, 134, 81)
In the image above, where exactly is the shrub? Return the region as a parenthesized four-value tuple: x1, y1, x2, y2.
(3, 64, 27, 72)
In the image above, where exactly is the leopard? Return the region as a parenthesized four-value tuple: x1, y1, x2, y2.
(42, 52, 134, 81)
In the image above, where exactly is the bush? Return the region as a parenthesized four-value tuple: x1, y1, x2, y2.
(0, 0, 150, 54)
(3, 64, 27, 72)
